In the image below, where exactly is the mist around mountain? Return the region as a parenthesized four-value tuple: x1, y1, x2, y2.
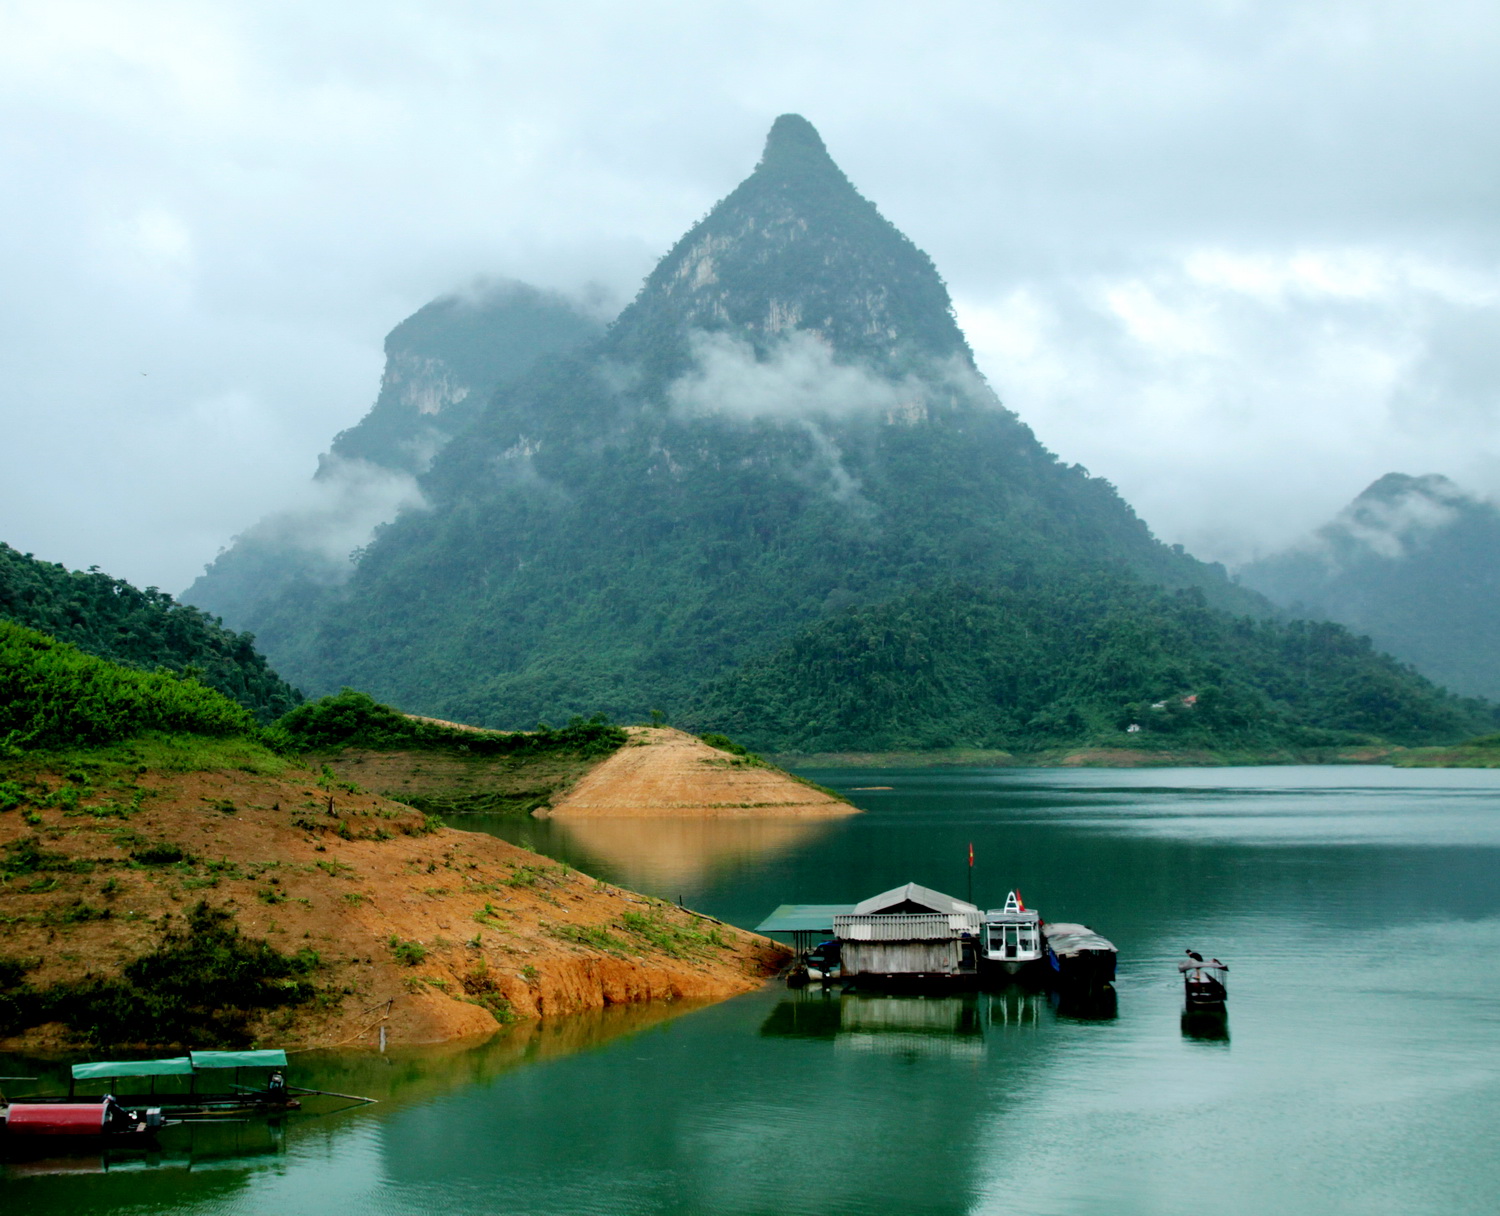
(0, 542, 301, 722)
(1239, 473, 1500, 700)
(182, 281, 604, 639)
(176, 116, 1489, 752)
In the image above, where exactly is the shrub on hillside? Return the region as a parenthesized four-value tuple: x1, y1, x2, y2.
(268, 688, 625, 758)
(0, 621, 255, 750)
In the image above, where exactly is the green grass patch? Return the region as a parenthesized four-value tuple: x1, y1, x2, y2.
(0, 621, 255, 750)
(545, 922, 629, 954)
(617, 909, 731, 959)
(266, 689, 626, 760)
(387, 936, 427, 966)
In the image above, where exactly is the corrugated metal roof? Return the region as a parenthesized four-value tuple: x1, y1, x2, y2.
(754, 904, 856, 934)
(835, 912, 980, 941)
(852, 882, 977, 916)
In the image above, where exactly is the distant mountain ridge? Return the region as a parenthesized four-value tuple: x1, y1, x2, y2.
(173, 115, 1486, 751)
(1239, 473, 1500, 699)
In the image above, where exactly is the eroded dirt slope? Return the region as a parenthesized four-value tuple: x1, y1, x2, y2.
(0, 760, 785, 1051)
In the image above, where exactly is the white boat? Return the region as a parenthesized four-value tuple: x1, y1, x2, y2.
(979, 891, 1045, 980)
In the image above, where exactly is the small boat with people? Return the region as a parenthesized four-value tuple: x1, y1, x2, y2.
(2, 1048, 374, 1147)
(1180, 951, 1229, 1010)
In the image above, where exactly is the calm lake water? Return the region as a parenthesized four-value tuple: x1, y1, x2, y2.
(5, 765, 1500, 1215)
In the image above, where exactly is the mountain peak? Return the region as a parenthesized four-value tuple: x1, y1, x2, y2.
(1354, 472, 1465, 508)
(610, 114, 972, 372)
(755, 114, 843, 182)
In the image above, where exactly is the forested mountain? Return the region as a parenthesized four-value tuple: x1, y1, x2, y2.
(686, 580, 1490, 754)
(172, 115, 1484, 750)
(0, 543, 300, 722)
(1239, 473, 1500, 699)
(182, 280, 603, 636)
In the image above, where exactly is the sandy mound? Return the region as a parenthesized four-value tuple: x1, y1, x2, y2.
(543, 728, 858, 818)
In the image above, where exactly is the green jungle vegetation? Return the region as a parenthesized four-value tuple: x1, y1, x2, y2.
(686, 582, 1499, 755)
(1241, 474, 1500, 701)
(1393, 733, 1500, 768)
(270, 687, 625, 758)
(1, 620, 258, 751)
(1, 541, 301, 721)
(193, 116, 1266, 737)
(0, 901, 319, 1046)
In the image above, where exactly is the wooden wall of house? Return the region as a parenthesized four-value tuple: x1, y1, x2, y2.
(843, 939, 962, 976)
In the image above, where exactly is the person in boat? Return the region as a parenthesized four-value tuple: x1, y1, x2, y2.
(267, 1071, 287, 1099)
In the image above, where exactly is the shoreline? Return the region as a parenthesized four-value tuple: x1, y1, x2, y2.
(773, 745, 1414, 769)
(0, 744, 788, 1054)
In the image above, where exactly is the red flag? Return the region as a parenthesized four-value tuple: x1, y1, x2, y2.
(968, 841, 974, 867)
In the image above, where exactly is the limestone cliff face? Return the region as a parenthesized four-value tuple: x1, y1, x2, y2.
(327, 282, 604, 477)
(606, 113, 972, 377)
(181, 281, 603, 643)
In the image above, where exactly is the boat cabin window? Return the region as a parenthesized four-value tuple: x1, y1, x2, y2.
(988, 924, 1037, 956)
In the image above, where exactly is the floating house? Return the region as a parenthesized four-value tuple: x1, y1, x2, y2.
(834, 883, 982, 982)
(757, 882, 983, 985)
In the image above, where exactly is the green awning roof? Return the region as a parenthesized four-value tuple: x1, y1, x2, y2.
(189, 1049, 288, 1070)
(754, 904, 856, 935)
(72, 1057, 194, 1081)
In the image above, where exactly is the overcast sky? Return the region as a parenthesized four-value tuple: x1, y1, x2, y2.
(3, 0, 1499, 593)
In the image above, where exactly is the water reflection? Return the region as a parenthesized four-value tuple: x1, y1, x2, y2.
(1181, 1010, 1231, 1044)
(462, 812, 838, 892)
(761, 987, 1047, 1059)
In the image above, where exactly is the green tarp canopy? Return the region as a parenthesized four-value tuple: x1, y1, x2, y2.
(189, 1050, 288, 1070)
(754, 904, 855, 935)
(72, 1057, 193, 1081)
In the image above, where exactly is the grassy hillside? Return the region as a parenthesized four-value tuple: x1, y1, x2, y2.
(0, 620, 257, 750)
(1, 541, 301, 721)
(685, 582, 1496, 754)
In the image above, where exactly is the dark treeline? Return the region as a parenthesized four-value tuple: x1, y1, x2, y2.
(686, 581, 1498, 754)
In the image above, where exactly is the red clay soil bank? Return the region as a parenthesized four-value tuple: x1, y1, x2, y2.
(0, 762, 787, 1051)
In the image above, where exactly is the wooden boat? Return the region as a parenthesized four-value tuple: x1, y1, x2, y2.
(1043, 923, 1118, 990)
(7, 1050, 301, 1120)
(1180, 954, 1229, 1010)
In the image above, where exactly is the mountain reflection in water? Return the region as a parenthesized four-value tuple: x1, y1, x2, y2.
(460, 811, 837, 892)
